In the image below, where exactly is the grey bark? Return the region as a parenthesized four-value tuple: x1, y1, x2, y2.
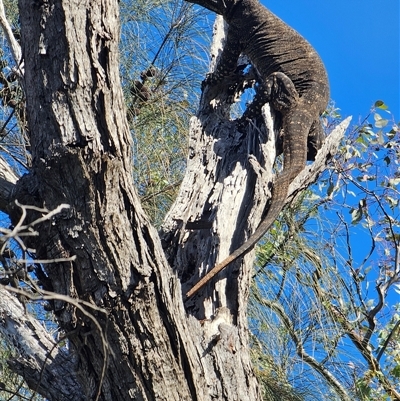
(0, 4, 349, 401)
(0, 156, 18, 211)
(0, 289, 84, 400)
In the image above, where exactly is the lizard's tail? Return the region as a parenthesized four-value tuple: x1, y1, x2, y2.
(186, 171, 291, 298)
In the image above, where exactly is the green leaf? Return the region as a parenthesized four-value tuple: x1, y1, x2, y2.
(364, 265, 372, 275)
(350, 207, 363, 224)
(327, 182, 334, 196)
(386, 196, 399, 209)
(356, 379, 371, 399)
(374, 100, 388, 110)
(391, 365, 400, 378)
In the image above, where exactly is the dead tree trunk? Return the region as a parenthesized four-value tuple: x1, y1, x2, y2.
(0, 2, 349, 400)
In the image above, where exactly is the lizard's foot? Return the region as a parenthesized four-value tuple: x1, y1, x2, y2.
(265, 72, 299, 112)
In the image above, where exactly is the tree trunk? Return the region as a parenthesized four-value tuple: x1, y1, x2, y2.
(0, 2, 349, 400)
(1, 2, 263, 400)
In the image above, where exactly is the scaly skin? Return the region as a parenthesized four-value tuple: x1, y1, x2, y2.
(185, 0, 330, 298)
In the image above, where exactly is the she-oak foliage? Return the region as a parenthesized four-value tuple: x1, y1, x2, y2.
(0, 0, 399, 400)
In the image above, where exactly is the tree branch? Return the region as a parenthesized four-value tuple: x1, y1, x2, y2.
(0, 0, 23, 74)
(260, 298, 353, 401)
(0, 156, 18, 212)
(0, 288, 84, 401)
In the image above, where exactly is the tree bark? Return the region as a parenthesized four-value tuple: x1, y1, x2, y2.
(0, 3, 349, 401)
(0, 156, 18, 211)
(0, 289, 84, 400)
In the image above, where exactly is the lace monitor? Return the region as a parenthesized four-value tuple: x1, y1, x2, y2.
(185, 0, 330, 298)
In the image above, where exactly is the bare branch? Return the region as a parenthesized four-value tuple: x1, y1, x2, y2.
(0, 0, 23, 74)
(0, 155, 18, 212)
(328, 304, 400, 400)
(377, 318, 400, 362)
(0, 288, 84, 400)
(1, 202, 71, 242)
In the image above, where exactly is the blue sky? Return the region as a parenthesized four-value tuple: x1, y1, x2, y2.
(265, 0, 399, 121)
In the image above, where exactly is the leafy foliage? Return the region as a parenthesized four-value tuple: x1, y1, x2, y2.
(249, 101, 400, 400)
(0, 0, 28, 172)
(120, 0, 210, 225)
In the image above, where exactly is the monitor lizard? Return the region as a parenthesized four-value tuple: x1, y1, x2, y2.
(185, 0, 330, 298)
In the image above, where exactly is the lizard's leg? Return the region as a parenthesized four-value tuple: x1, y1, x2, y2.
(307, 119, 325, 161)
(275, 115, 324, 161)
(239, 71, 299, 123)
(202, 28, 243, 100)
(281, 104, 317, 181)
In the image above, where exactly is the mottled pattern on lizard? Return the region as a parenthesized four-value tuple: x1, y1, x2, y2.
(185, 0, 330, 298)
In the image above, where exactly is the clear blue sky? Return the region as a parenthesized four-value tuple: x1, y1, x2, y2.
(264, 0, 400, 121)
(264, 0, 400, 338)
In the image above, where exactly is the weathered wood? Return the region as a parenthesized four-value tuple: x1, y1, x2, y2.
(0, 156, 18, 211)
(0, 289, 84, 400)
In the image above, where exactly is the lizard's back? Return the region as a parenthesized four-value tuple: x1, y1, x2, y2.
(228, 0, 329, 111)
